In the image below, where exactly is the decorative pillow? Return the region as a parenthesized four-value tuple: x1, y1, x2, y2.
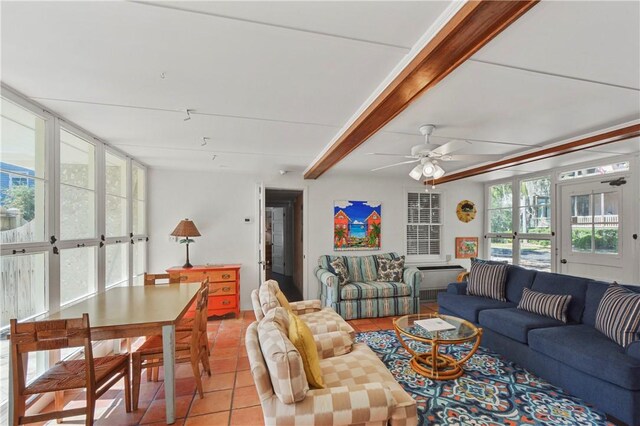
(467, 260, 508, 302)
(376, 255, 405, 282)
(288, 311, 325, 389)
(257, 308, 309, 403)
(275, 288, 291, 311)
(517, 287, 572, 323)
(329, 258, 349, 286)
(595, 283, 640, 347)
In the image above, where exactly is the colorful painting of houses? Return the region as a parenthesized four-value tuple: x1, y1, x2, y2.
(334, 200, 381, 251)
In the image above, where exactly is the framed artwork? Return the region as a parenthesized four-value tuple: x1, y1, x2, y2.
(334, 200, 381, 251)
(455, 237, 478, 258)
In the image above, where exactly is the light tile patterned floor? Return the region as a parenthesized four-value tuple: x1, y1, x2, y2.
(34, 302, 439, 425)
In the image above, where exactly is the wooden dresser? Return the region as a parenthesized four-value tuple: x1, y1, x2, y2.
(166, 264, 241, 318)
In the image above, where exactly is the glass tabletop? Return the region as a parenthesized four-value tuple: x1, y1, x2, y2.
(394, 313, 478, 342)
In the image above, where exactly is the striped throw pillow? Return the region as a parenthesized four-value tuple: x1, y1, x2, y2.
(517, 287, 572, 322)
(595, 283, 640, 347)
(467, 260, 508, 302)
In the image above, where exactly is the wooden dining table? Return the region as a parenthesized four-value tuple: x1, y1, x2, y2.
(8, 282, 202, 425)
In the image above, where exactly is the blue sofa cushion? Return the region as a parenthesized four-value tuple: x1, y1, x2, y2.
(479, 308, 565, 344)
(531, 272, 588, 323)
(437, 292, 515, 323)
(528, 324, 640, 390)
(504, 264, 537, 303)
(341, 281, 412, 300)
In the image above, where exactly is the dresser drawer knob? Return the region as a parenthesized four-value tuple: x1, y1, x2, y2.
(223, 286, 231, 292)
(222, 300, 230, 305)
(222, 274, 231, 279)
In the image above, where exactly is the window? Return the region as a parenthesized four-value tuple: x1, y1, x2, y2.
(559, 161, 629, 181)
(105, 152, 127, 238)
(0, 89, 149, 415)
(570, 191, 619, 254)
(487, 183, 513, 263)
(59, 129, 96, 240)
(131, 163, 147, 285)
(0, 97, 47, 244)
(486, 177, 552, 271)
(406, 192, 441, 257)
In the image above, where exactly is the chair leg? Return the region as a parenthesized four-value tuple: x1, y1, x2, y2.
(152, 365, 159, 382)
(131, 353, 142, 411)
(14, 395, 26, 426)
(123, 367, 132, 413)
(200, 349, 211, 377)
(146, 363, 153, 382)
(55, 391, 64, 423)
(190, 356, 204, 399)
(85, 394, 95, 426)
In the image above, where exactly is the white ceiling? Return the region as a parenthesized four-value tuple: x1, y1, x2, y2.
(1, 1, 639, 181)
(338, 0, 640, 181)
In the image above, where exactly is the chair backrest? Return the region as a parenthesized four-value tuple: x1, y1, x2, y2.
(10, 314, 95, 398)
(144, 273, 181, 286)
(191, 280, 210, 349)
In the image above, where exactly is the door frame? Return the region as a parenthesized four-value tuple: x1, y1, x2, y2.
(554, 156, 638, 282)
(256, 185, 309, 299)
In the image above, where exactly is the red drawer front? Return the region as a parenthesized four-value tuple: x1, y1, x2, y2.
(209, 295, 237, 310)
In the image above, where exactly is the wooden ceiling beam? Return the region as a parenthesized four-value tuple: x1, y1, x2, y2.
(304, 0, 539, 180)
(429, 124, 640, 185)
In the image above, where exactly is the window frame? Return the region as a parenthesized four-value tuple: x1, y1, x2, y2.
(484, 174, 554, 271)
(404, 189, 444, 263)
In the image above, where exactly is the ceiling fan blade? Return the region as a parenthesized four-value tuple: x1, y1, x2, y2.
(431, 139, 471, 156)
(366, 153, 416, 159)
(370, 159, 420, 172)
(442, 154, 503, 162)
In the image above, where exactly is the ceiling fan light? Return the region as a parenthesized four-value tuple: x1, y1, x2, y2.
(433, 164, 445, 179)
(422, 160, 435, 177)
(409, 164, 423, 180)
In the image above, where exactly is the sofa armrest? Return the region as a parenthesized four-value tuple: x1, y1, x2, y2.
(316, 267, 338, 288)
(299, 382, 396, 425)
(314, 330, 353, 359)
(447, 282, 467, 295)
(403, 267, 421, 297)
(626, 341, 640, 360)
(290, 299, 322, 314)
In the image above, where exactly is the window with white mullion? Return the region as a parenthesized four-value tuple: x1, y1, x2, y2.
(406, 192, 441, 257)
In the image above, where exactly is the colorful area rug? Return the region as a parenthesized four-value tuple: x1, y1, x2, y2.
(355, 330, 612, 426)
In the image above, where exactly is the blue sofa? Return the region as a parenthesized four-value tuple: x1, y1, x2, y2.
(438, 262, 640, 426)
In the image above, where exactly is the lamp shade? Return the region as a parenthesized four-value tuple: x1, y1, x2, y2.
(409, 164, 423, 180)
(170, 219, 201, 237)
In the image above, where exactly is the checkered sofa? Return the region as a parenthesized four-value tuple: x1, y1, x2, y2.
(252, 280, 355, 338)
(246, 307, 418, 426)
(315, 253, 421, 320)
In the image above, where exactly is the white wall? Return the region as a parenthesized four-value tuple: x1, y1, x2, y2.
(148, 169, 484, 310)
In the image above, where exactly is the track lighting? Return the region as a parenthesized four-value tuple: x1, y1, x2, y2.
(201, 137, 210, 146)
(183, 109, 193, 121)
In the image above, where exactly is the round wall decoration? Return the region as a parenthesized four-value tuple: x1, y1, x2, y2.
(456, 200, 477, 223)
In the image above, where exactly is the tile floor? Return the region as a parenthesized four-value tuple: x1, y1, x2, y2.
(34, 302, 439, 425)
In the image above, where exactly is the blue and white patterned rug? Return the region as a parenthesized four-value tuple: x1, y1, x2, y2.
(355, 330, 612, 426)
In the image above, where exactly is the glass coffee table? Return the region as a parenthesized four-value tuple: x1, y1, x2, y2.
(393, 313, 482, 380)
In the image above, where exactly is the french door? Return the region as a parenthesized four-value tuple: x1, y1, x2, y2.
(559, 180, 629, 281)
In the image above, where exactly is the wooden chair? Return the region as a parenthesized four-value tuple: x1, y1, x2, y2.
(143, 272, 181, 286)
(10, 314, 131, 425)
(131, 284, 211, 410)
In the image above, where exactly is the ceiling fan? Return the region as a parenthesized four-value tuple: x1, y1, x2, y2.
(368, 124, 502, 181)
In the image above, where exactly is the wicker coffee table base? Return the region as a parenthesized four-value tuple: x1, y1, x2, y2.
(395, 328, 483, 380)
